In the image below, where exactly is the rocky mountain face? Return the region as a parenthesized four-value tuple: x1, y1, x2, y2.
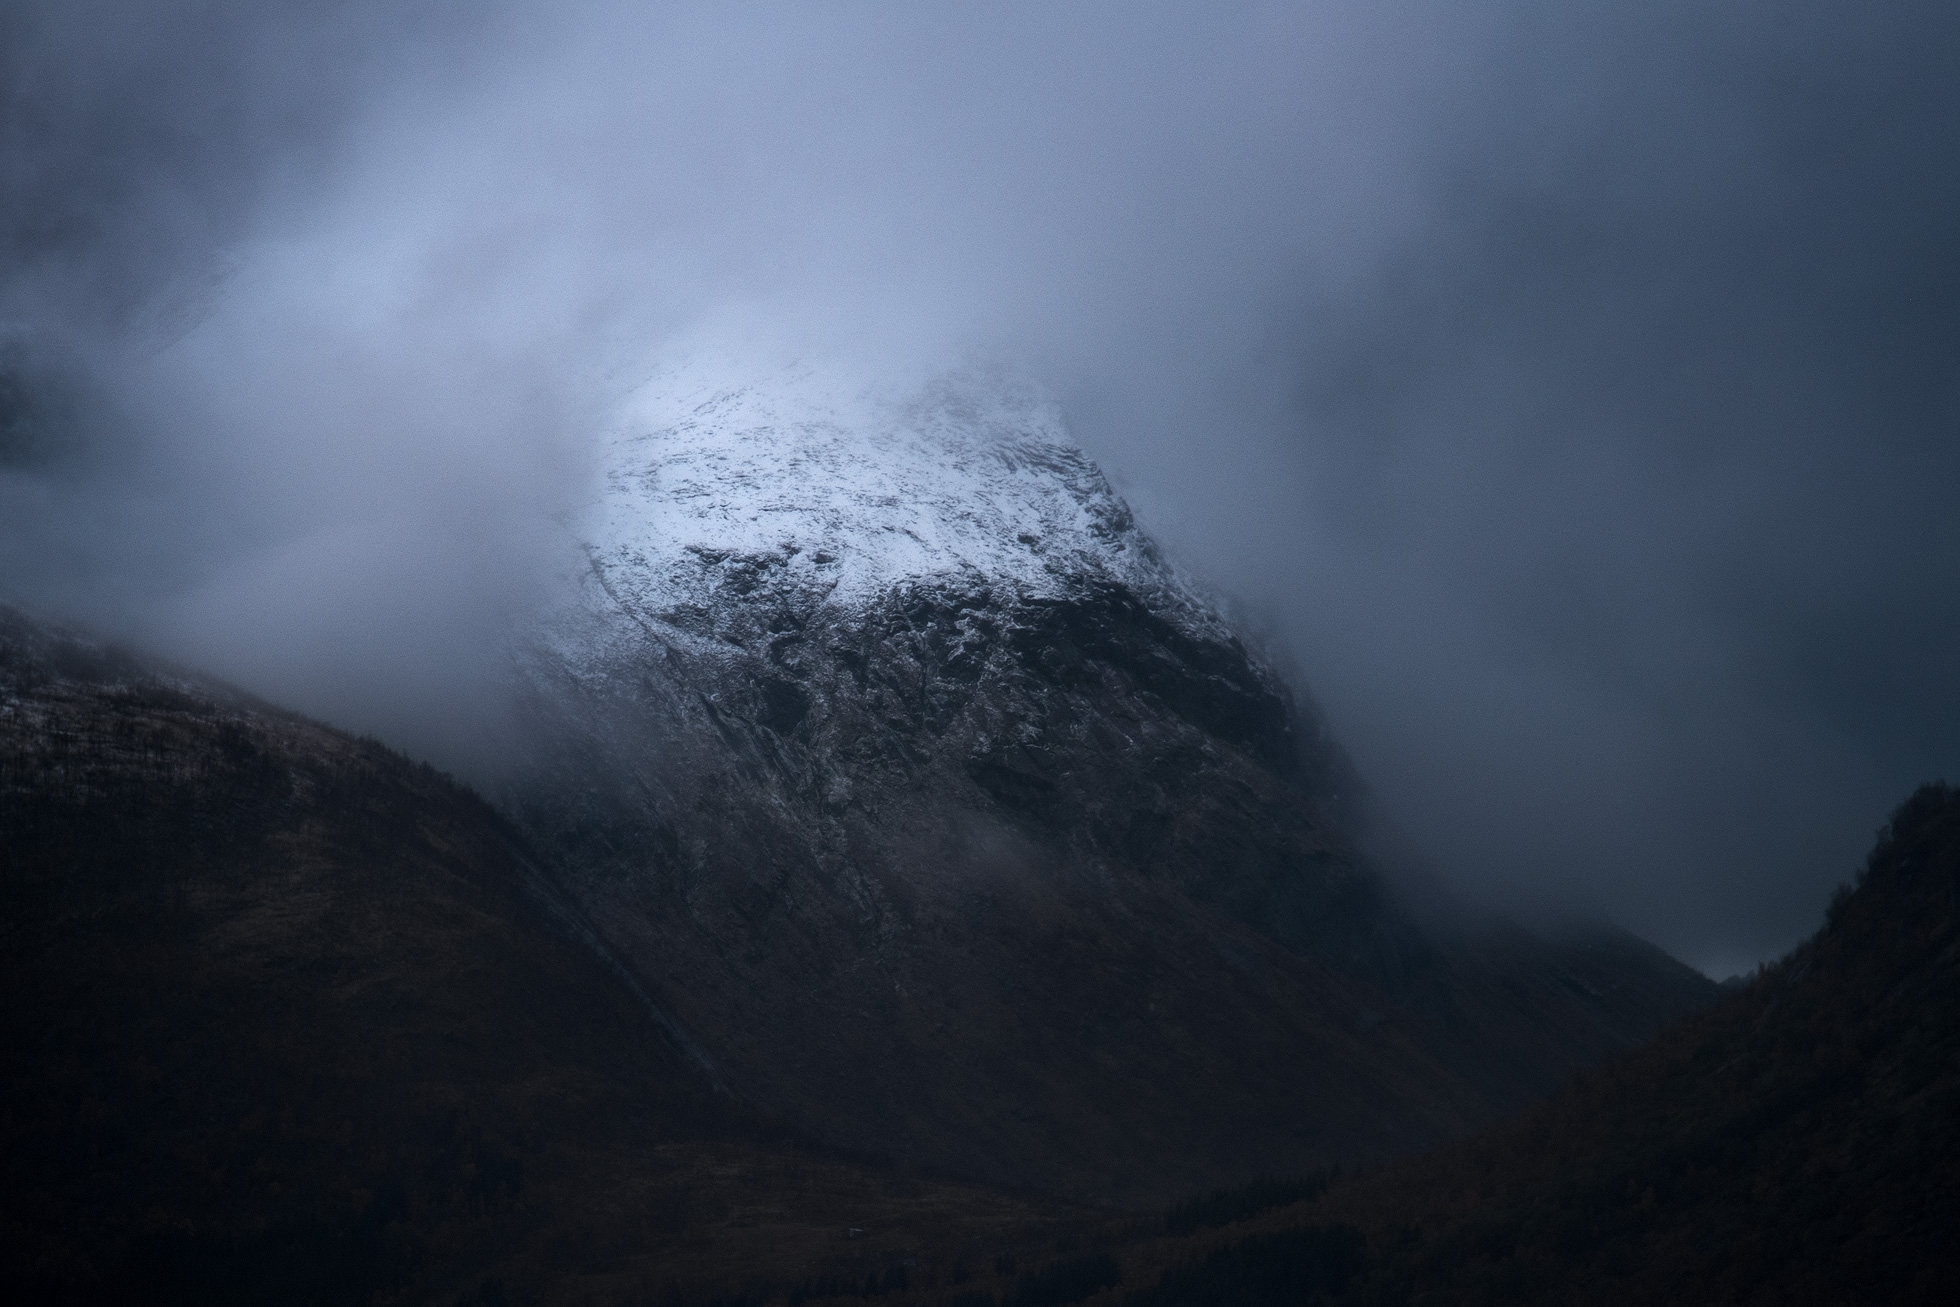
(0, 359, 1722, 1301)
(1, 577, 1935, 1304)
(503, 362, 1717, 1205)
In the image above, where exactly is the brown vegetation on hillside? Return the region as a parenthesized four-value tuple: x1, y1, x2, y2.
(11, 600, 1880, 1306)
(0, 609, 1077, 1305)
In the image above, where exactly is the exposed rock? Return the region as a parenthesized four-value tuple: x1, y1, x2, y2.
(504, 361, 1716, 1204)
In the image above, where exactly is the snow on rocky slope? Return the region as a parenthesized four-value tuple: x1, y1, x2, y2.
(544, 356, 1233, 674)
(502, 357, 1716, 1205)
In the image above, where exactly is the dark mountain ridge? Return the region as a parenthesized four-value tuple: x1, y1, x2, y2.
(0, 606, 1080, 1305)
(1300, 778, 1960, 1304)
(992, 781, 1960, 1307)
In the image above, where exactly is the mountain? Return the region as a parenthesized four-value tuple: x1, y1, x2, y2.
(1306, 779, 1960, 1305)
(0, 357, 1725, 1302)
(0, 607, 1073, 1306)
(1013, 782, 1960, 1307)
(501, 360, 1716, 1205)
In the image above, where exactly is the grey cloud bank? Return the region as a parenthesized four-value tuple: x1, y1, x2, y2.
(2, 1, 1955, 973)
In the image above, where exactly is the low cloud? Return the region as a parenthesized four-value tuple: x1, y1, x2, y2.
(3, 1, 1955, 971)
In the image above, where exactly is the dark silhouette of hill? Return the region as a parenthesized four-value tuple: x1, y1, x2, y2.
(1310, 779, 1960, 1305)
(0, 590, 1725, 1304)
(0, 607, 1076, 1305)
(1004, 781, 1960, 1306)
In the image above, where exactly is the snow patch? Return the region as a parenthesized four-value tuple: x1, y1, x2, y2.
(541, 355, 1230, 665)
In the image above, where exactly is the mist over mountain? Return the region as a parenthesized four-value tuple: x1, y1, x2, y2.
(0, 361, 1713, 1292)
(493, 359, 1713, 1203)
(1039, 782, 1960, 1307)
(6, 7, 1959, 1301)
(4, 0, 1958, 979)
(0, 602, 1087, 1304)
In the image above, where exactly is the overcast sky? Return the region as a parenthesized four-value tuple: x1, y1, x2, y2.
(3, 1, 1955, 974)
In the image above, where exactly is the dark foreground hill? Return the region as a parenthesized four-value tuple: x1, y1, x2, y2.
(0, 584, 1725, 1306)
(922, 781, 1959, 1307)
(1293, 779, 1960, 1305)
(0, 608, 1082, 1306)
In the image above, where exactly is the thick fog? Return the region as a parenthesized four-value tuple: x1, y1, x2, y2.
(2, 1, 1955, 974)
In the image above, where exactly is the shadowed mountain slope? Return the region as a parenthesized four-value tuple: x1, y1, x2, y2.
(503, 363, 1717, 1204)
(0, 364, 1722, 1299)
(1063, 782, 1960, 1307)
(1316, 779, 1960, 1305)
(0, 607, 1074, 1306)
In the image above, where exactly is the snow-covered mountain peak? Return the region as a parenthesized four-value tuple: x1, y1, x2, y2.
(568, 357, 1223, 652)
